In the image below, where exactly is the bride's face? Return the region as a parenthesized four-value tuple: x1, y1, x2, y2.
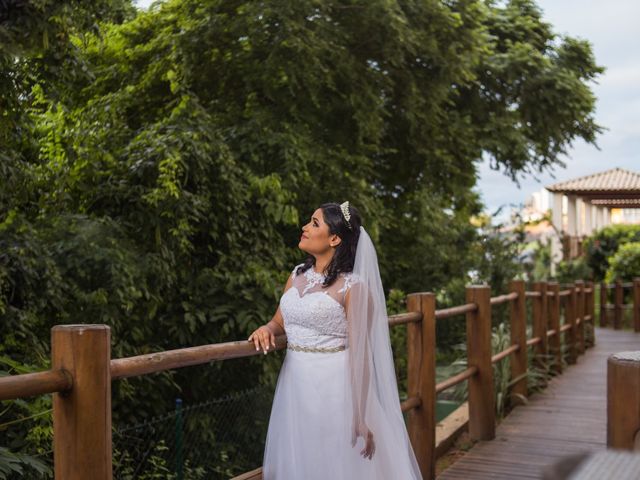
(299, 208, 341, 254)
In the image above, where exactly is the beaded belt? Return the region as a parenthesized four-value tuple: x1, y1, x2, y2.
(287, 342, 346, 353)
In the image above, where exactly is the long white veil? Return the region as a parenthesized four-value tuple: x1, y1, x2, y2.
(339, 225, 423, 478)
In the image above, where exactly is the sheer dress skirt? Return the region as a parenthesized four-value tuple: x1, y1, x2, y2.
(261, 346, 379, 480)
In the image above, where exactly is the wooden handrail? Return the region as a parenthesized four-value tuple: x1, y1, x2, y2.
(111, 337, 288, 380)
(0, 369, 73, 401)
(491, 344, 519, 363)
(435, 366, 478, 394)
(435, 302, 477, 319)
(389, 311, 422, 326)
(400, 395, 422, 413)
(490, 292, 518, 305)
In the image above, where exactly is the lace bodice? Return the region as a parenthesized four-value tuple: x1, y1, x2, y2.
(279, 263, 359, 349)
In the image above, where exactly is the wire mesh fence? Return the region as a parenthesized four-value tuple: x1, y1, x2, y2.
(113, 385, 273, 480)
(3, 383, 274, 479)
(112, 383, 274, 479)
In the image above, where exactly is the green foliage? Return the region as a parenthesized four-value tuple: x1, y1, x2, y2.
(387, 288, 410, 399)
(583, 224, 640, 281)
(1, 0, 604, 473)
(435, 322, 561, 421)
(555, 257, 593, 285)
(0, 446, 50, 480)
(470, 1, 604, 182)
(492, 322, 512, 419)
(434, 206, 528, 352)
(526, 236, 553, 282)
(115, 440, 205, 480)
(436, 347, 469, 404)
(0, 356, 53, 478)
(605, 242, 640, 284)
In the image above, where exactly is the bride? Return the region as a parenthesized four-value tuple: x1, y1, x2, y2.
(248, 201, 423, 479)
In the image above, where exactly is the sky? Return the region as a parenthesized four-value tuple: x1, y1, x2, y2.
(478, 0, 640, 222)
(134, 1, 640, 222)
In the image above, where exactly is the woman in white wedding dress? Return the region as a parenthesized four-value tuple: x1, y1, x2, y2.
(248, 201, 422, 479)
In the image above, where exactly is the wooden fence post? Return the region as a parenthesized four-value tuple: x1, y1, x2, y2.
(633, 278, 640, 333)
(532, 282, 548, 383)
(52, 324, 112, 480)
(548, 282, 562, 375)
(406, 292, 436, 479)
(509, 280, 527, 403)
(566, 285, 578, 365)
(585, 280, 596, 347)
(615, 278, 623, 330)
(466, 285, 495, 441)
(575, 280, 585, 355)
(607, 351, 640, 451)
(600, 281, 608, 327)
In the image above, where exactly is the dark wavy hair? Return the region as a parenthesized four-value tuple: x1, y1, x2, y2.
(295, 202, 362, 288)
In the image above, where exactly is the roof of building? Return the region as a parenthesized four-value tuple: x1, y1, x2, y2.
(545, 167, 640, 193)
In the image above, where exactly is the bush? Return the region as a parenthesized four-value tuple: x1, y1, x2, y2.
(583, 224, 640, 281)
(554, 257, 592, 284)
(605, 242, 640, 284)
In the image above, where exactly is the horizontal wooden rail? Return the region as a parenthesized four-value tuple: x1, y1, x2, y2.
(389, 311, 422, 326)
(0, 369, 73, 401)
(526, 336, 542, 346)
(110, 338, 289, 380)
(602, 303, 634, 309)
(113, 309, 418, 380)
(491, 344, 520, 363)
(435, 303, 477, 319)
(400, 395, 422, 413)
(546, 288, 586, 296)
(489, 292, 518, 305)
(435, 366, 479, 394)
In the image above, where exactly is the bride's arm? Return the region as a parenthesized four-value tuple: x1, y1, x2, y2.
(266, 307, 286, 336)
(267, 273, 294, 336)
(248, 273, 291, 351)
(345, 283, 374, 441)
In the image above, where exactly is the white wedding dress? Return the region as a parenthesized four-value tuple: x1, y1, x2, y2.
(262, 263, 422, 479)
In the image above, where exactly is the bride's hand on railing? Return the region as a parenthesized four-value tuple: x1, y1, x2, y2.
(247, 325, 276, 354)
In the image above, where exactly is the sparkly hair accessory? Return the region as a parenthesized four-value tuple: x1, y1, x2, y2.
(340, 201, 352, 230)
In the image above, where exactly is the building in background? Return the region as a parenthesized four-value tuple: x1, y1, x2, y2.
(544, 167, 640, 275)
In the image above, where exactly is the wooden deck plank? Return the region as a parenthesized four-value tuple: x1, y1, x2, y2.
(437, 328, 640, 479)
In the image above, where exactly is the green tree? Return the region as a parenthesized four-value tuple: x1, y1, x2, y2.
(605, 242, 640, 284)
(583, 224, 640, 280)
(1, 0, 604, 475)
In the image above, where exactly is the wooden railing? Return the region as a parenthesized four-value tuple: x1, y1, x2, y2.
(403, 279, 598, 479)
(0, 277, 627, 479)
(599, 278, 640, 331)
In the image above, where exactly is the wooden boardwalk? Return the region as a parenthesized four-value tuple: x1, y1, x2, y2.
(438, 327, 640, 479)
